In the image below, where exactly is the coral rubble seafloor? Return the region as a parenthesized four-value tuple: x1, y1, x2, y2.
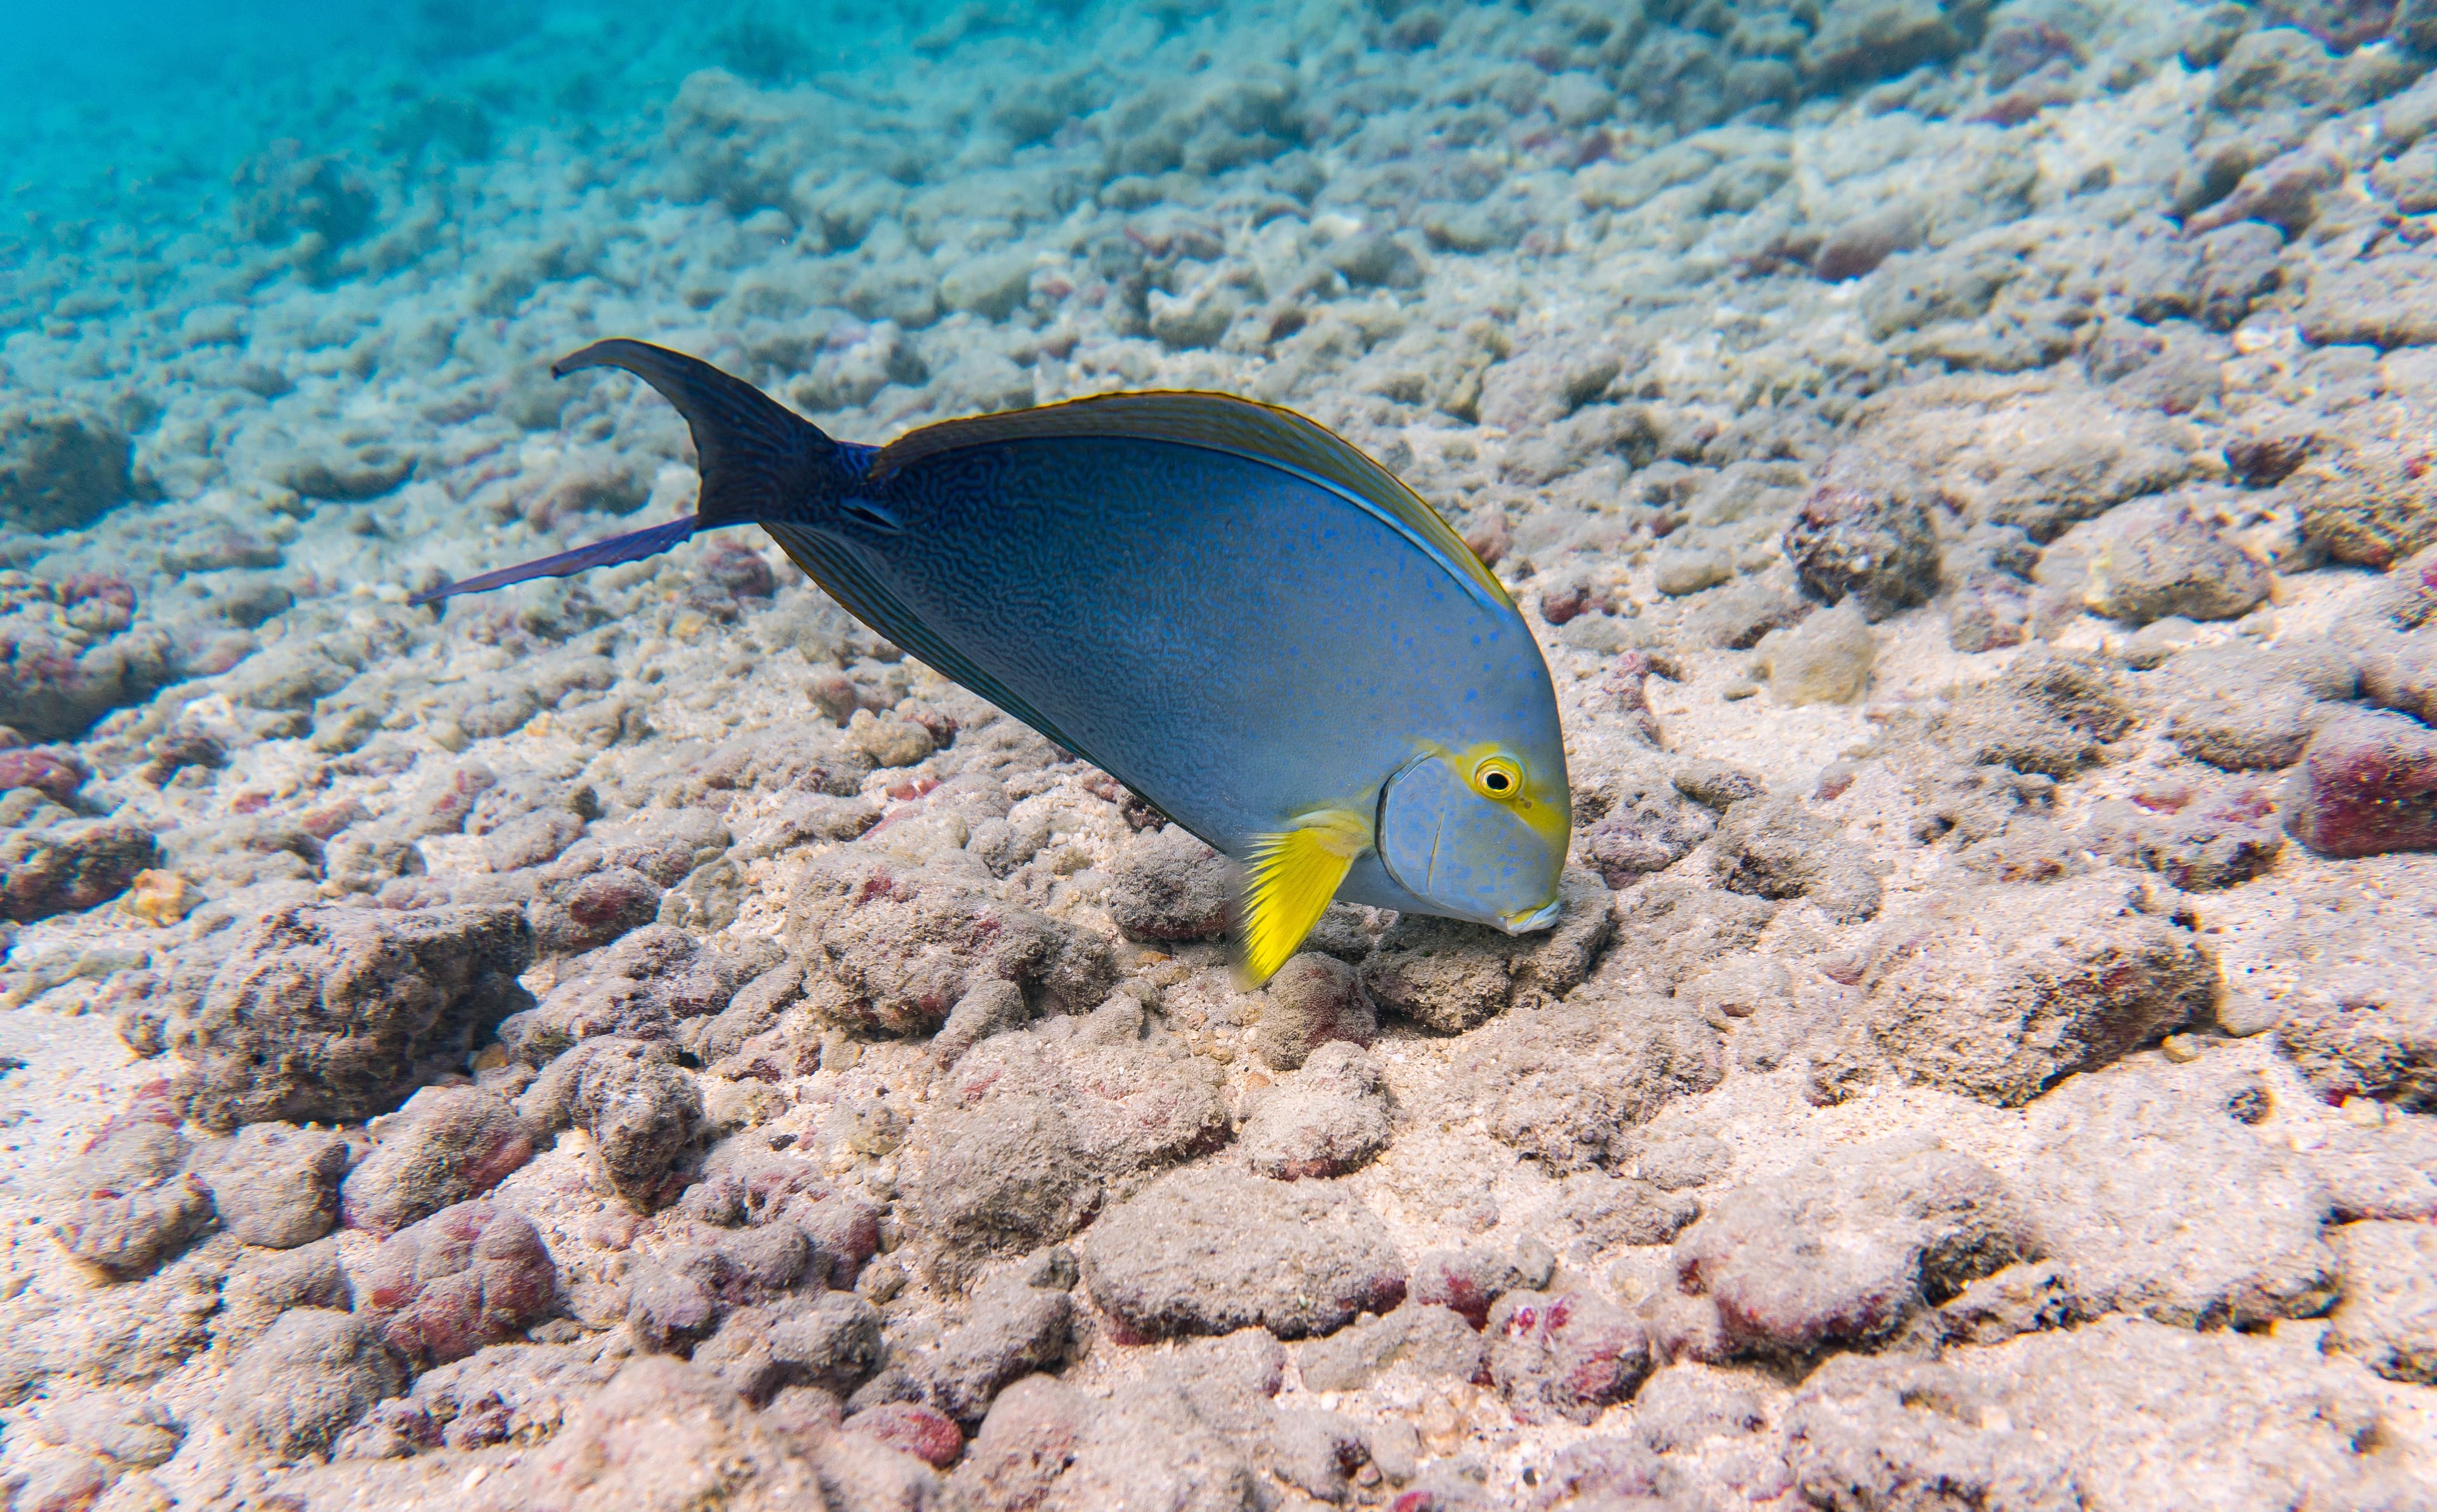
(3, 0, 2436, 1506)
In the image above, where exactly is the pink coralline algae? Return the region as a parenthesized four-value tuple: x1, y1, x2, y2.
(845, 1401, 965, 1468)
(359, 1200, 558, 1366)
(0, 746, 89, 804)
(1411, 1246, 1535, 1331)
(1486, 1289, 1653, 1425)
(2285, 710, 2437, 859)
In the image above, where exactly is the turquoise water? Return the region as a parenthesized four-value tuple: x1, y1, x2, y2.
(2, 0, 1002, 255)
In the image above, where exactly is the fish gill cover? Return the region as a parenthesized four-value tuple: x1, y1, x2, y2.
(1, 0, 2436, 1507)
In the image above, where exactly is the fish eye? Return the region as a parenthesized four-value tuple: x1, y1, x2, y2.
(1470, 753, 1524, 801)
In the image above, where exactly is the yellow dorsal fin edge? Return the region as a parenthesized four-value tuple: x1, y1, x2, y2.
(1234, 810, 1370, 989)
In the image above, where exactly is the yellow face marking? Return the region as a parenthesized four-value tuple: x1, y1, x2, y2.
(1442, 740, 1571, 853)
(1470, 753, 1523, 801)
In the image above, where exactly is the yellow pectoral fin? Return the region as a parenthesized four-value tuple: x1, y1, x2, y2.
(1235, 810, 1370, 989)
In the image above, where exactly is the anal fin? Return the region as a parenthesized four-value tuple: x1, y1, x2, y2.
(1236, 810, 1370, 989)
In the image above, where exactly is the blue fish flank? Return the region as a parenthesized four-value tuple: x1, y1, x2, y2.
(416, 339, 1571, 976)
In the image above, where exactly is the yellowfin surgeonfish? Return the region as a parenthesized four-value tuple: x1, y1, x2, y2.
(414, 340, 1572, 982)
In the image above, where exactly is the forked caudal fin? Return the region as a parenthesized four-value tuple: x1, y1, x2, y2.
(408, 340, 837, 607)
(1234, 809, 1371, 988)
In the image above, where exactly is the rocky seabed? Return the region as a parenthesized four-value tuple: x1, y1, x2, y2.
(3, 0, 2437, 1506)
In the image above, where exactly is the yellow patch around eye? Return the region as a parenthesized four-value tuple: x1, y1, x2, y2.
(1469, 753, 1524, 803)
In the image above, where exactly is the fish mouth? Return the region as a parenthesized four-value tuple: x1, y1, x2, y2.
(1497, 898, 1562, 935)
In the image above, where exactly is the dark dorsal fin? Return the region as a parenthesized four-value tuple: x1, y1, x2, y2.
(555, 340, 834, 527)
(760, 521, 1099, 768)
(872, 390, 1513, 612)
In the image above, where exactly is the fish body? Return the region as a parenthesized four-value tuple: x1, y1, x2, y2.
(416, 340, 1571, 978)
(801, 435, 1559, 915)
